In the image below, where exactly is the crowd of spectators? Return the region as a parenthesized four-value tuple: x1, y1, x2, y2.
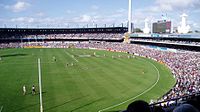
(24, 33, 124, 40)
(0, 43, 21, 48)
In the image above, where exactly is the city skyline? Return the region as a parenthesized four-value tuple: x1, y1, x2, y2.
(0, 0, 200, 31)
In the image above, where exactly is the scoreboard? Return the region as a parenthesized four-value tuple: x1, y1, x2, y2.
(153, 20, 171, 34)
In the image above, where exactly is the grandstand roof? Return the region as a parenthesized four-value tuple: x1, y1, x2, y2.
(0, 27, 128, 35)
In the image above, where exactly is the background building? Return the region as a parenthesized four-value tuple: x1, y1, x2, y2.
(178, 13, 190, 34)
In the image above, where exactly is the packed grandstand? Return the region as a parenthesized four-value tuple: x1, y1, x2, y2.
(0, 27, 200, 112)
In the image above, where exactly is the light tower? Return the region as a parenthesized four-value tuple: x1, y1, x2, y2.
(128, 0, 132, 33)
(178, 13, 190, 34)
(123, 0, 132, 43)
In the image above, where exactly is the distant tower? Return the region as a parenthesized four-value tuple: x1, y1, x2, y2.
(128, 0, 132, 33)
(143, 19, 150, 34)
(178, 13, 190, 34)
(124, 0, 132, 44)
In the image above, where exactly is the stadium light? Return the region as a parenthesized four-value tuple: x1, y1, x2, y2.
(128, 0, 132, 33)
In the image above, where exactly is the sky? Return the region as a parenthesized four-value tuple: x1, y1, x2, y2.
(0, 0, 200, 31)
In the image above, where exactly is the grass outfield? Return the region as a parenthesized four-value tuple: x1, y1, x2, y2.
(0, 48, 176, 112)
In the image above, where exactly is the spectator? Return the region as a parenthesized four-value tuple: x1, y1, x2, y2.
(173, 104, 199, 112)
(126, 100, 151, 112)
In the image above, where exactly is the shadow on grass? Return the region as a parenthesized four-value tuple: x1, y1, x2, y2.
(12, 102, 39, 112)
(0, 54, 28, 58)
(45, 95, 89, 111)
(25, 91, 46, 96)
(12, 91, 47, 112)
(70, 97, 105, 112)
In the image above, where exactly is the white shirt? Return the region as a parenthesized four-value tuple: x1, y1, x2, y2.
(23, 86, 26, 92)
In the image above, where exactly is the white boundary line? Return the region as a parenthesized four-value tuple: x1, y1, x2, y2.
(0, 106, 3, 112)
(64, 50, 79, 62)
(98, 58, 160, 112)
(38, 58, 43, 112)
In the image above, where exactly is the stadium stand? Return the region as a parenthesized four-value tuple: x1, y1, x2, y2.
(129, 35, 200, 51)
(0, 27, 200, 112)
(130, 38, 200, 45)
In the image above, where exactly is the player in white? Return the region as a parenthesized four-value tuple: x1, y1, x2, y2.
(23, 85, 26, 95)
(32, 85, 36, 95)
(53, 56, 56, 62)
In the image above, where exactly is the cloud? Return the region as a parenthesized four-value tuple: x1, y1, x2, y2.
(11, 17, 34, 23)
(73, 15, 92, 23)
(91, 5, 99, 10)
(5, 1, 30, 12)
(116, 8, 126, 13)
(79, 15, 92, 22)
(66, 10, 75, 14)
(36, 12, 44, 17)
(108, 8, 127, 18)
(7, 17, 68, 27)
(155, 0, 200, 11)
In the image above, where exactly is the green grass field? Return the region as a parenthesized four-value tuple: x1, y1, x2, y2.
(0, 48, 175, 112)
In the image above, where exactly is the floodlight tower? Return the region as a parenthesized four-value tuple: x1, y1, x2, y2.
(123, 0, 132, 43)
(128, 0, 132, 33)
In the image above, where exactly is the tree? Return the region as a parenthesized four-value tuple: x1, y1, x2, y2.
(188, 31, 193, 33)
(134, 28, 143, 33)
(195, 30, 200, 33)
